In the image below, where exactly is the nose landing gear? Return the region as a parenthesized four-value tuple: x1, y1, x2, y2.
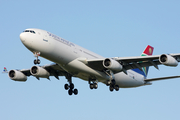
(34, 59, 40, 64)
(33, 52, 41, 64)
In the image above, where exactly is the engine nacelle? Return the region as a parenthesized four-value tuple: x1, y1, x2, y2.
(30, 66, 50, 78)
(8, 70, 27, 82)
(103, 58, 123, 72)
(159, 54, 178, 67)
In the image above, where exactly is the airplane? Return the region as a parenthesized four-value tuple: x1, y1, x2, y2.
(7, 28, 180, 95)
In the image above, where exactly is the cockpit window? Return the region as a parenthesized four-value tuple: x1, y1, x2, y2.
(30, 30, 36, 34)
(24, 30, 29, 32)
(23, 30, 36, 34)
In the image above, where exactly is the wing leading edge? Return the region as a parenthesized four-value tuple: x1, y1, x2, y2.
(87, 53, 180, 74)
(9, 63, 67, 81)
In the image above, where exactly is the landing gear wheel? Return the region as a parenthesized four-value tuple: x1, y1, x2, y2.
(90, 84, 94, 89)
(93, 83, 98, 89)
(64, 84, 69, 90)
(70, 83, 74, 89)
(34, 59, 40, 64)
(106, 80, 111, 86)
(109, 85, 114, 92)
(34, 59, 37, 64)
(115, 85, 119, 91)
(68, 89, 73, 95)
(37, 59, 40, 64)
(74, 89, 78, 95)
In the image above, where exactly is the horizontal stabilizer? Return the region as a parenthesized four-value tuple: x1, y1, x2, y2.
(144, 75, 180, 82)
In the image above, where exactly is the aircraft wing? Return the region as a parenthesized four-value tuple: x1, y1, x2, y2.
(19, 63, 66, 80)
(87, 53, 180, 73)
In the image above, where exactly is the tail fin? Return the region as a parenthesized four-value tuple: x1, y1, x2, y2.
(2, 67, 8, 73)
(132, 45, 154, 78)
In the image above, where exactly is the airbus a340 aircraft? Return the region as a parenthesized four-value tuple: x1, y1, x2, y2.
(7, 28, 180, 95)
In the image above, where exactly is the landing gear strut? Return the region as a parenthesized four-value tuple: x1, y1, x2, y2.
(64, 73, 78, 95)
(104, 70, 120, 92)
(33, 52, 41, 64)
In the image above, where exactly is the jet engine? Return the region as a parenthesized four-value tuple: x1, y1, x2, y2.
(103, 58, 123, 72)
(8, 70, 27, 81)
(159, 54, 178, 67)
(30, 66, 50, 78)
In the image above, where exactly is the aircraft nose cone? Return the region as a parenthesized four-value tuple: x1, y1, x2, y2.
(20, 33, 26, 43)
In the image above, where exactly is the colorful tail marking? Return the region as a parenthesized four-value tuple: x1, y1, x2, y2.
(142, 45, 154, 56)
(132, 45, 154, 78)
(2, 67, 8, 73)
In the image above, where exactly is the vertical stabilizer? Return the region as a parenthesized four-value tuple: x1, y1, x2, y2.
(2, 67, 8, 73)
(142, 45, 154, 56)
(132, 45, 154, 78)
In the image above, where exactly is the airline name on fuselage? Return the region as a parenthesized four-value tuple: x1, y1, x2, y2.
(47, 32, 75, 47)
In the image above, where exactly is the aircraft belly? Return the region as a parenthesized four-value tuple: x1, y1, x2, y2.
(62, 59, 110, 81)
(114, 71, 145, 88)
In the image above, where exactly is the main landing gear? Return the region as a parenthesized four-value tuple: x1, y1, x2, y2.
(107, 79, 119, 92)
(89, 79, 98, 89)
(104, 70, 120, 92)
(64, 73, 78, 95)
(33, 52, 41, 64)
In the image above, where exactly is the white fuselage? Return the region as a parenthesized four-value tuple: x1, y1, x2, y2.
(20, 28, 145, 88)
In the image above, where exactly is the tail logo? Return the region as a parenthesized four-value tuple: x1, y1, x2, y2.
(149, 48, 152, 55)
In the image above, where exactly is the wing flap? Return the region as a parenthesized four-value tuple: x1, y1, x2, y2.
(123, 60, 161, 70)
(87, 59, 104, 71)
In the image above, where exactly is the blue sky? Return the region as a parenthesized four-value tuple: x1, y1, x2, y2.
(1, 1, 180, 120)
